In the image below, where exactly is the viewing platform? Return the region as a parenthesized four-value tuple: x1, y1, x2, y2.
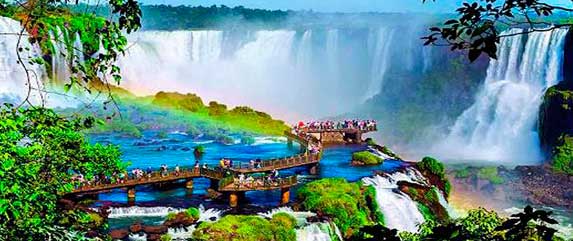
(68, 120, 377, 207)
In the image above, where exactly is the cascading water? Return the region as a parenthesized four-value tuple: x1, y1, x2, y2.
(362, 169, 426, 233)
(116, 26, 428, 121)
(106, 206, 185, 218)
(438, 28, 568, 164)
(296, 223, 333, 241)
(365, 27, 395, 101)
(0, 17, 45, 103)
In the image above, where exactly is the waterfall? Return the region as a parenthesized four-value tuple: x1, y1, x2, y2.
(325, 29, 339, 74)
(365, 27, 395, 101)
(258, 206, 316, 227)
(296, 223, 333, 241)
(0, 17, 45, 103)
(116, 27, 429, 121)
(106, 206, 185, 218)
(362, 170, 426, 232)
(439, 28, 568, 164)
(191, 31, 223, 62)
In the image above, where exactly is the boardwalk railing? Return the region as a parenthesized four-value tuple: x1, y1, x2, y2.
(70, 124, 374, 194)
(71, 168, 202, 194)
(219, 175, 298, 192)
(298, 126, 377, 133)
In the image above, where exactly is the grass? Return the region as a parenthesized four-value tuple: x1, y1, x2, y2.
(352, 151, 384, 165)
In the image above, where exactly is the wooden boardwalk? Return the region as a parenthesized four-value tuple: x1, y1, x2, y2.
(69, 124, 376, 202)
(218, 176, 298, 192)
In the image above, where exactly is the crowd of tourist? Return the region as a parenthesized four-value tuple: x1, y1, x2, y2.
(231, 169, 282, 188)
(293, 119, 377, 131)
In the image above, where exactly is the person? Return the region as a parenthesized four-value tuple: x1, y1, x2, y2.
(219, 159, 225, 169)
(175, 164, 180, 176)
(229, 159, 234, 168)
(194, 161, 200, 171)
(238, 173, 245, 186)
(272, 169, 279, 179)
(146, 167, 152, 178)
(202, 163, 208, 169)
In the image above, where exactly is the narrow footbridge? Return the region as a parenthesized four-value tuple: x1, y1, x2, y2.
(69, 122, 377, 207)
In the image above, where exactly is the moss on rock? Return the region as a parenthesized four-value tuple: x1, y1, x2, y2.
(352, 151, 383, 166)
(192, 215, 296, 241)
(297, 178, 382, 238)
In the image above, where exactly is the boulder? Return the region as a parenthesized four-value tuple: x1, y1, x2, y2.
(109, 229, 129, 240)
(143, 225, 168, 234)
(164, 212, 197, 228)
(129, 222, 143, 233)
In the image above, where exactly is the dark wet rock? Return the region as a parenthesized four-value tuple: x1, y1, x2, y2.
(143, 225, 168, 234)
(109, 229, 129, 240)
(163, 212, 197, 228)
(129, 222, 143, 233)
(449, 165, 573, 209)
(147, 233, 162, 241)
(181, 147, 191, 151)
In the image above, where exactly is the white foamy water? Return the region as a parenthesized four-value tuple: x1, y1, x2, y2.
(107, 206, 185, 218)
(362, 169, 427, 232)
(296, 223, 333, 241)
(258, 206, 316, 227)
(437, 28, 568, 164)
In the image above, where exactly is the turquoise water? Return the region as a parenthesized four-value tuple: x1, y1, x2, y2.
(89, 131, 404, 209)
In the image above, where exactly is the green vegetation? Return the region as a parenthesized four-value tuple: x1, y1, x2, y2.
(416, 157, 452, 196)
(417, 203, 437, 223)
(3, 0, 141, 92)
(159, 234, 173, 241)
(379, 145, 403, 160)
(77, 91, 290, 142)
(192, 214, 296, 241)
(552, 134, 573, 175)
(186, 207, 200, 220)
(454, 167, 471, 178)
(477, 167, 504, 184)
(297, 178, 382, 238)
(352, 151, 384, 165)
(194, 145, 206, 154)
(0, 106, 126, 240)
(400, 206, 568, 241)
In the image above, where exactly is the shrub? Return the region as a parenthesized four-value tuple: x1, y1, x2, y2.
(193, 215, 295, 241)
(417, 157, 446, 179)
(186, 207, 200, 220)
(159, 234, 172, 241)
(166, 212, 177, 221)
(477, 167, 504, 184)
(552, 134, 573, 175)
(208, 101, 228, 116)
(297, 178, 377, 238)
(352, 151, 383, 165)
(454, 167, 471, 178)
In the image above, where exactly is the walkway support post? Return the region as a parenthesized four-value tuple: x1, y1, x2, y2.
(127, 187, 136, 201)
(229, 192, 239, 208)
(280, 188, 290, 205)
(186, 179, 194, 189)
(309, 164, 319, 175)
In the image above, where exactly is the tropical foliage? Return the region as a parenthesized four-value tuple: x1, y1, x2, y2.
(0, 105, 125, 240)
(352, 151, 384, 165)
(192, 214, 296, 241)
(297, 178, 383, 238)
(552, 134, 573, 175)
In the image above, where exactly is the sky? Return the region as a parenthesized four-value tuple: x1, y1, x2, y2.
(138, 0, 572, 13)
